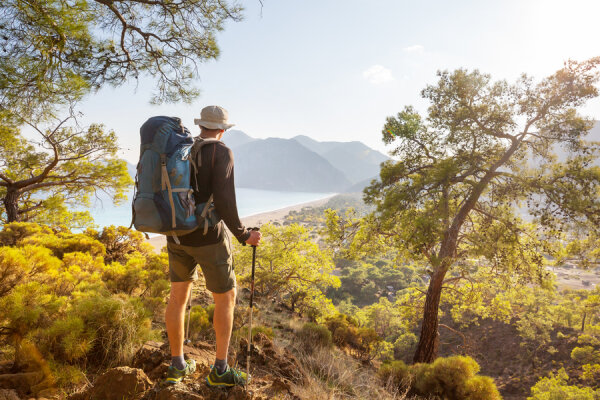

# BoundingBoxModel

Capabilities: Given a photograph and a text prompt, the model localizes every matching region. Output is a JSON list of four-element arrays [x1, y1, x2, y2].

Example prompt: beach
[[146, 195, 335, 252]]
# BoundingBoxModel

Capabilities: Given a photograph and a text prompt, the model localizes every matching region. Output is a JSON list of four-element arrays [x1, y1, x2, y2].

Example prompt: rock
[[226, 386, 250, 400], [0, 389, 20, 400], [36, 387, 61, 399], [0, 363, 12, 375], [132, 342, 167, 373], [0, 371, 44, 395], [147, 362, 170, 381], [153, 385, 205, 400], [70, 367, 152, 400], [182, 345, 214, 369], [238, 338, 305, 385], [270, 377, 291, 392]]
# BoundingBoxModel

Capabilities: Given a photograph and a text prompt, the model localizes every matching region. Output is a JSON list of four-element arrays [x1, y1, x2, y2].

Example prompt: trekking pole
[[246, 227, 259, 388], [184, 283, 193, 345]]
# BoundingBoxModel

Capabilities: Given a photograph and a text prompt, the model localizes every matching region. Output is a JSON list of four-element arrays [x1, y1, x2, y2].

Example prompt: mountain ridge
[[223, 131, 389, 192]]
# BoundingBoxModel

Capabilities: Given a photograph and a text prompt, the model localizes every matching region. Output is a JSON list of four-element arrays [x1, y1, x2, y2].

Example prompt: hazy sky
[[78, 0, 600, 163]]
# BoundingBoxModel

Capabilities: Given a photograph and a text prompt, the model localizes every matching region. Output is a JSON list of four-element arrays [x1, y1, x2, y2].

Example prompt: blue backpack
[[132, 116, 220, 242]]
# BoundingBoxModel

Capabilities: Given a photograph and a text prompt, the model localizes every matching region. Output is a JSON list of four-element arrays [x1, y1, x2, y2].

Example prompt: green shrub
[[298, 322, 333, 350], [528, 368, 599, 399], [43, 316, 93, 362], [72, 293, 155, 366], [461, 375, 502, 400], [21, 231, 105, 259], [571, 346, 600, 364], [324, 313, 382, 361], [380, 356, 500, 400], [186, 305, 212, 340], [378, 360, 411, 388], [239, 325, 274, 341], [394, 332, 418, 360], [0, 282, 63, 366], [422, 356, 480, 397], [582, 363, 600, 383], [0, 245, 60, 296], [88, 225, 152, 264], [0, 222, 53, 246], [206, 303, 216, 322]]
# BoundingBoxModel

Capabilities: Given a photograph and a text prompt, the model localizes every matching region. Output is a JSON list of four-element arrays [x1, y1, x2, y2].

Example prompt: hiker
[[164, 105, 262, 386]]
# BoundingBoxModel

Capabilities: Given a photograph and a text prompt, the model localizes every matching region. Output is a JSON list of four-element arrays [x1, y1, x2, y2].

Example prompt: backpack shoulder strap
[[190, 137, 220, 195], [190, 137, 220, 170]]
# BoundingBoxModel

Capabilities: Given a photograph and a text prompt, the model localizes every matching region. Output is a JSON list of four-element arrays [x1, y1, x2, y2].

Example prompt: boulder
[[0, 371, 44, 395], [226, 386, 251, 400], [132, 342, 166, 374], [0, 389, 19, 400], [36, 387, 61, 399], [182, 345, 214, 369], [70, 367, 152, 400], [155, 384, 205, 400], [238, 336, 305, 385]]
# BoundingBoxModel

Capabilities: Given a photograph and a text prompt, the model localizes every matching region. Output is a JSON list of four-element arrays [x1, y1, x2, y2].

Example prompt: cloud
[[362, 65, 395, 85], [403, 44, 425, 53]]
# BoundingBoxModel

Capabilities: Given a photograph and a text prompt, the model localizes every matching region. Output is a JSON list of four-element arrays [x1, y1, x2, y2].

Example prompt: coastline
[[146, 194, 335, 252]]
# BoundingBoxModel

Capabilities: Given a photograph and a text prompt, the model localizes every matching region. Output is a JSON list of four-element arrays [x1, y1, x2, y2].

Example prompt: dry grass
[[286, 319, 426, 400]]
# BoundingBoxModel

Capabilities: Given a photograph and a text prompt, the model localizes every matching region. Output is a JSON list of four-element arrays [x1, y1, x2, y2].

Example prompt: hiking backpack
[[131, 116, 221, 241]]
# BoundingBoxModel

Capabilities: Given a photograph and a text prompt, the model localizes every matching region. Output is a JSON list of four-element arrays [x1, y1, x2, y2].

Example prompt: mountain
[[293, 135, 389, 184], [588, 120, 600, 141], [222, 129, 256, 148], [532, 120, 600, 165], [345, 176, 378, 193], [231, 137, 351, 192]]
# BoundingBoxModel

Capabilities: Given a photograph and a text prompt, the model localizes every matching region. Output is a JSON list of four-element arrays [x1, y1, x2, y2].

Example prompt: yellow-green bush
[[325, 313, 382, 360], [21, 231, 106, 259], [0, 222, 162, 384], [0, 222, 53, 246], [73, 293, 155, 366], [298, 322, 333, 350], [378, 360, 411, 388], [186, 305, 212, 340], [582, 363, 600, 383], [0, 245, 60, 296], [393, 332, 418, 360], [87, 225, 152, 264], [379, 356, 501, 400], [239, 325, 275, 341], [571, 346, 600, 364], [528, 368, 599, 399]]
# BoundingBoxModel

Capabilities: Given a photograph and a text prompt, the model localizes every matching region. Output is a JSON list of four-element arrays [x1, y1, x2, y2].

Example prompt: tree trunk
[[581, 311, 586, 332], [3, 189, 19, 222], [413, 268, 446, 363]]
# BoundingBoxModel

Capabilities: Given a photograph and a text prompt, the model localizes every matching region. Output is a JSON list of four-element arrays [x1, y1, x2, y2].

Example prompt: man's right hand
[[246, 230, 262, 246]]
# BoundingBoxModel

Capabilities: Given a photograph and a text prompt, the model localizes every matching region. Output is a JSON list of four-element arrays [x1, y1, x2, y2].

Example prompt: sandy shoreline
[[147, 195, 335, 251]]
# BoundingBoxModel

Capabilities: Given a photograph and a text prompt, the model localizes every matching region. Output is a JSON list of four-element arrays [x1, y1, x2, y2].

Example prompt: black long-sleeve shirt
[[167, 139, 250, 246]]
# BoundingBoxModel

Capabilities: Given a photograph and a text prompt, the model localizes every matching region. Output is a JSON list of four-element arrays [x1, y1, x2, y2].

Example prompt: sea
[[87, 188, 333, 230]]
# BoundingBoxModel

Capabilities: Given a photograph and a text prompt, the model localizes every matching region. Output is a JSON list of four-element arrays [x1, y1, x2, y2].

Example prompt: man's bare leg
[[165, 281, 192, 359], [212, 288, 236, 362]]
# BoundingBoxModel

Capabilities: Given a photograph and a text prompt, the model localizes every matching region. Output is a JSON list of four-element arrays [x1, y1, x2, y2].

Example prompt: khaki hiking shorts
[[166, 237, 236, 293]]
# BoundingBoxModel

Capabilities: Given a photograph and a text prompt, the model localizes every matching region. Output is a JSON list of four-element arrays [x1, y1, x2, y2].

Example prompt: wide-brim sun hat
[[194, 105, 235, 130]]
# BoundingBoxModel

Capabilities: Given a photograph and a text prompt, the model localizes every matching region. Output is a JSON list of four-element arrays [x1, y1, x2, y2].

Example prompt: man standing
[[164, 105, 261, 387]]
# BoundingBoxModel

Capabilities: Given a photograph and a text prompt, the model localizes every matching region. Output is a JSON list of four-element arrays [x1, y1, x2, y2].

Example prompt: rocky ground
[[0, 333, 306, 400]]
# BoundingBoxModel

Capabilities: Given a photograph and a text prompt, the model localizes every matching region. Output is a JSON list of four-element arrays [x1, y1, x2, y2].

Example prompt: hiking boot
[[165, 359, 196, 384], [206, 365, 250, 387]]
